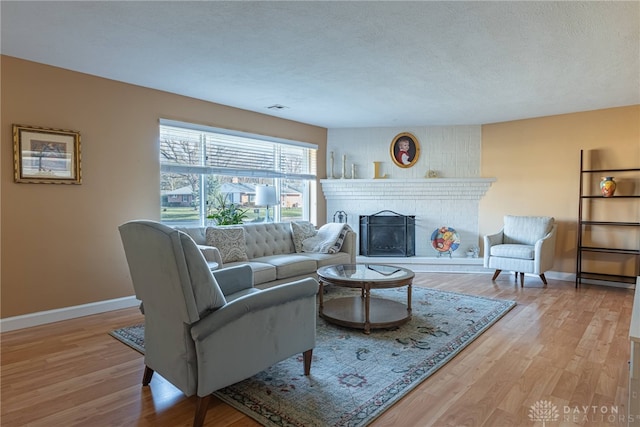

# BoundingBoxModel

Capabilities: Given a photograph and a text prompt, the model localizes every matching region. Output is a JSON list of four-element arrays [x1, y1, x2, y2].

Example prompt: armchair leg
[[142, 366, 154, 386], [193, 395, 212, 427], [540, 274, 548, 286], [303, 349, 313, 375], [492, 270, 502, 281], [520, 272, 524, 287]]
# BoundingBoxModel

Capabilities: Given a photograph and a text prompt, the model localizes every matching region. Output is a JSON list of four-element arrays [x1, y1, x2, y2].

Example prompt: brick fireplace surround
[[320, 177, 495, 272]]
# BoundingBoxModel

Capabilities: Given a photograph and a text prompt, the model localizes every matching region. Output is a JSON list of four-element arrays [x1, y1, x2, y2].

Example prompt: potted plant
[[207, 193, 248, 225]]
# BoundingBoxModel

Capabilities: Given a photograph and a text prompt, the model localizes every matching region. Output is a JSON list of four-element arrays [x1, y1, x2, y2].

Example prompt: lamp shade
[[255, 185, 277, 206]]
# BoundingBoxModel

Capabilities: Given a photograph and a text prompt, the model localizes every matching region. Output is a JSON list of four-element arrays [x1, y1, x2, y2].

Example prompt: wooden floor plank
[[1, 273, 634, 426]]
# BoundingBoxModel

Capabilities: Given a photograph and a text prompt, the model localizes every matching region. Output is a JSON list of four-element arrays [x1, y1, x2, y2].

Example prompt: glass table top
[[317, 264, 414, 282]]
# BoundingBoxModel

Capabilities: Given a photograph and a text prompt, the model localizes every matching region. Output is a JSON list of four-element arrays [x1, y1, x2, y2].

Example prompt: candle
[[329, 151, 334, 179], [342, 154, 346, 179], [351, 164, 356, 179]]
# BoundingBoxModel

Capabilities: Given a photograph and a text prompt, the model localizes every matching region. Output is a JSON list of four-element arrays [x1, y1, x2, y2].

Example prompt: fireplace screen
[[359, 210, 415, 257]]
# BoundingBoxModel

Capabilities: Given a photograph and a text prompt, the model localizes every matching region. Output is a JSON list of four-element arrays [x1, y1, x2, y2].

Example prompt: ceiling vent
[[267, 104, 289, 110]]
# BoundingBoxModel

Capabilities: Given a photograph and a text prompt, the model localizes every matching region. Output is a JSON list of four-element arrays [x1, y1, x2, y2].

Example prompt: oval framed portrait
[[390, 132, 420, 168]]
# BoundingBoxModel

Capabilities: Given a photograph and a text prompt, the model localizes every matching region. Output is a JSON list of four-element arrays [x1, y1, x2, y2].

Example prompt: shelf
[[579, 246, 640, 255], [319, 178, 495, 201], [582, 168, 640, 173], [576, 150, 640, 288], [578, 271, 638, 285], [580, 221, 640, 226], [581, 195, 640, 199]]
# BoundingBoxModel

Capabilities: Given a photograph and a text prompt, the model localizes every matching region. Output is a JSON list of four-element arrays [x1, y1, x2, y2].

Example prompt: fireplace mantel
[[320, 178, 496, 200], [321, 177, 495, 266]]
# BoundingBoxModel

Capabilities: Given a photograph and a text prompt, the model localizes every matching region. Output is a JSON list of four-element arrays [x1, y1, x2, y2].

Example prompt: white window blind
[[159, 121, 317, 180]]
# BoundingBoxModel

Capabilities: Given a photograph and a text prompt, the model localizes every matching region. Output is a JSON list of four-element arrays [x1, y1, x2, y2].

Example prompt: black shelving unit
[[576, 150, 640, 287]]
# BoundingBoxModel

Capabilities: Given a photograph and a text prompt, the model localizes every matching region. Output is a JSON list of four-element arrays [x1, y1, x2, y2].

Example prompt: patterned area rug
[[110, 286, 515, 426]]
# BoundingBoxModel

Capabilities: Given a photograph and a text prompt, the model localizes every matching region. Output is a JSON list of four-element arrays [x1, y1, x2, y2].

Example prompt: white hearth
[[321, 178, 496, 271]]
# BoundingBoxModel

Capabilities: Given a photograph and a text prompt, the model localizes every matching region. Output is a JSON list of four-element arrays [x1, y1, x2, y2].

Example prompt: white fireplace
[[320, 177, 495, 272], [324, 125, 493, 271]]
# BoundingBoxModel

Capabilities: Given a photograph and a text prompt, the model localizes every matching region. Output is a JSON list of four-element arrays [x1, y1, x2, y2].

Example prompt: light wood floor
[[1, 273, 635, 427]]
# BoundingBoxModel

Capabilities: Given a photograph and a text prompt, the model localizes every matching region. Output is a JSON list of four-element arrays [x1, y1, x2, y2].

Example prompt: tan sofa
[[175, 222, 356, 289]]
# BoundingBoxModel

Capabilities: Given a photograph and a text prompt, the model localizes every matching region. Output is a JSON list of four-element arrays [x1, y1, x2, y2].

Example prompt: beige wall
[[480, 106, 640, 275], [1, 56, 327, 318], [2, 55, 638, 319]]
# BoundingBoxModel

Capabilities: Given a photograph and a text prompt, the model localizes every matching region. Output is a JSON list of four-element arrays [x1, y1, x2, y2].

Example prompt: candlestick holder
[[328, 152, 335, 179], [341, 155, 347, 179]]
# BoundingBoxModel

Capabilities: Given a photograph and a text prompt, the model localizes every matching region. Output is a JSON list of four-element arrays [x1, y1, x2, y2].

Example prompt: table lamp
[[255, 184, 277, 222]]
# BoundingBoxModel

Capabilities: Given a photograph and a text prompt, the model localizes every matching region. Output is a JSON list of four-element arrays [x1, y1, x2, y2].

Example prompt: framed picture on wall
[[390, 132, 420, 168], [13, 124, 82, 184]]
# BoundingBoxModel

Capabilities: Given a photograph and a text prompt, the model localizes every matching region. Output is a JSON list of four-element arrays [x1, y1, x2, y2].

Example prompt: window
[[159, 120, 317, 226]]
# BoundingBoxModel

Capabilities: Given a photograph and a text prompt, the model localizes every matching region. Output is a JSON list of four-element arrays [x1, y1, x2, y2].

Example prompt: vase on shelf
[[600, 176, 616, 197]]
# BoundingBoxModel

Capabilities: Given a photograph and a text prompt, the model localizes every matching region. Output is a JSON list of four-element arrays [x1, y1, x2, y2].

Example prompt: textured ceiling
[[1, 1, 639, 128]]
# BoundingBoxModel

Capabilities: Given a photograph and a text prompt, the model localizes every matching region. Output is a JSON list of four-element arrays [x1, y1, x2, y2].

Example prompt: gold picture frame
[[390, 132, 420, 168], [13, 124, 82, 184]]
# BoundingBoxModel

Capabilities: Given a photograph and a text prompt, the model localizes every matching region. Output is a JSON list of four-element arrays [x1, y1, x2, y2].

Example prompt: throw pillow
[[205, 227, 249, 263], [290, 221, 317, 253]]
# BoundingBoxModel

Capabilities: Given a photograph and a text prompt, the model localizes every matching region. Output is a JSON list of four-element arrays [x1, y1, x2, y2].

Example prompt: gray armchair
[[118, 220, 319, 427], [483, 215, 557, 287]]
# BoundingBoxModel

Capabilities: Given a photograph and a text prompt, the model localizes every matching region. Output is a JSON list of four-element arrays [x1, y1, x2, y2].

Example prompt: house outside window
[[159, 120, 317, 226]]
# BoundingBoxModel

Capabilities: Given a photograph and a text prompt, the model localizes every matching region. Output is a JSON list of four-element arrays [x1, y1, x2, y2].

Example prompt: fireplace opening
[[359, 210, 415, 257]]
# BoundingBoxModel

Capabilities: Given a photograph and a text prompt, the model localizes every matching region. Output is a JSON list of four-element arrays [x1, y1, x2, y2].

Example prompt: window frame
[[159, 119, 317, 227]]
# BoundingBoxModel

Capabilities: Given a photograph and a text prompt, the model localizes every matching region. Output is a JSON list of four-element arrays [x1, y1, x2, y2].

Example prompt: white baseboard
[[356, 256, 488, 273], [576, 277, 637, 289], [545, 271, 574, 282], [0, 296, 140, 333], [355, 256, 578, 280], [551, 271, 636, 289], [355, 258, 634, 288]]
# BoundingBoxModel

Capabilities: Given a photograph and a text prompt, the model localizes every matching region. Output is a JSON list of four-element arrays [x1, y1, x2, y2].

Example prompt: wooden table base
[[317, 264, 414, 334], [319, 293, 412, 334]]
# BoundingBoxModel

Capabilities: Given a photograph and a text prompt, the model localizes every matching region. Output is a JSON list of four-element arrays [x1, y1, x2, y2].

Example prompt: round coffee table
[[317, 264, 414, 334]]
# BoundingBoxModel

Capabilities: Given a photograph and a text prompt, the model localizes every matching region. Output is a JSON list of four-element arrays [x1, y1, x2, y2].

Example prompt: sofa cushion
[[298, 251, 352, 267], [253, 254, 317, 279], [222, 260, 277, 285], [241, 222, 295, 258], [206, 227, 249, 263], [290, 221, 318, 253], [490, 244, 535, 260]]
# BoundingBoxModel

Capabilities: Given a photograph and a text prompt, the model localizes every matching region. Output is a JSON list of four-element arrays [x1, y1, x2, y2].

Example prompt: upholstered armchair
[[483, 215, 557, 287], [118, 220, 319, 427]]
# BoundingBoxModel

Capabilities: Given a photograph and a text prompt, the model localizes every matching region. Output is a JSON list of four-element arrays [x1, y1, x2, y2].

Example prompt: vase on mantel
[[600, 176, 617, 197]]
